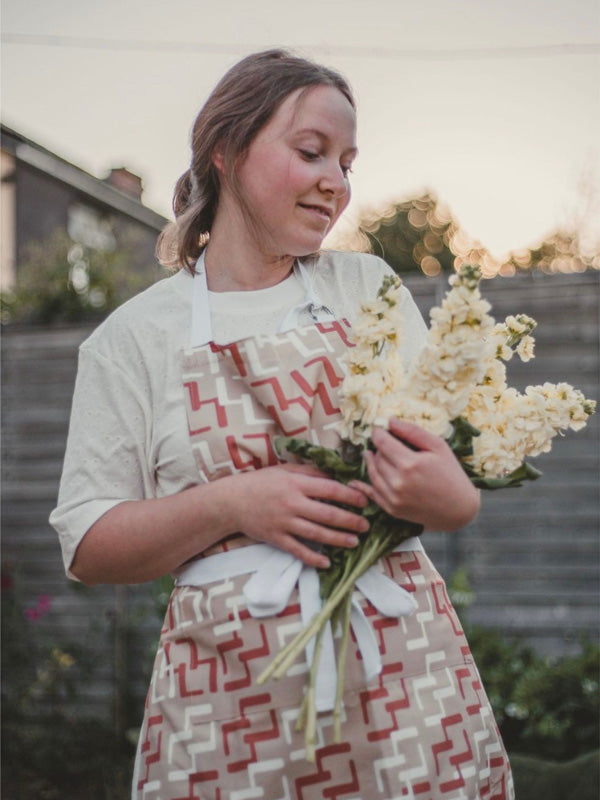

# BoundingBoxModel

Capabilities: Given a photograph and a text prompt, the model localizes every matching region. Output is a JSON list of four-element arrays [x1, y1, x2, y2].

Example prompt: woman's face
[[222, 84, 358, 259]]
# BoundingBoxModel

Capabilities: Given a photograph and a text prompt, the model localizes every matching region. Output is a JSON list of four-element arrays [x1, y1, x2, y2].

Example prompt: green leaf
[[447, 416, 480, 459], [468, 461, 543, 490], [274, 437, 360, 481]]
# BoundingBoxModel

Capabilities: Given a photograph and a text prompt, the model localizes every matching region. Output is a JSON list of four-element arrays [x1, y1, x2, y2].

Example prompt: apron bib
[[181, 254, 354, 488]]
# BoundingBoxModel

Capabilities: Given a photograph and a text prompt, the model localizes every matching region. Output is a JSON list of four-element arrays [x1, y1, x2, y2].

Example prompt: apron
[[133, 254, 514, 800]]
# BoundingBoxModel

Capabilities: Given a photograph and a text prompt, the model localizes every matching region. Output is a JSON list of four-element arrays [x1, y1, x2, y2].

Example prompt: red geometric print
[[134, 552, 514, 799], [295, 743, 358, 799], [181, 322, 353, 484], [226, 434, 278, 471], [136, 713, 163, 790], [223, 623, 270, 692], [210, 341, 248, 377], [168, 637, 218, 696], [315, 318, 355, 348]]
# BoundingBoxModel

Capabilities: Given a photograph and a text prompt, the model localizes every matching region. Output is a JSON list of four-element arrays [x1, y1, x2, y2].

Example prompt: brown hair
[[156, 49, 355, 272]]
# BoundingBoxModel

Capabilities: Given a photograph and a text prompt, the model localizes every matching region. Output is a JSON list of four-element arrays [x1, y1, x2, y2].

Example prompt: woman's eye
[[299, 150, 320, 161], [341, 164, 354, 178]]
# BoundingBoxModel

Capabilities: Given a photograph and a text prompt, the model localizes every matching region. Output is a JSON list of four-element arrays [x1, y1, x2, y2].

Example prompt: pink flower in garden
[[24, 594, 52, 621]]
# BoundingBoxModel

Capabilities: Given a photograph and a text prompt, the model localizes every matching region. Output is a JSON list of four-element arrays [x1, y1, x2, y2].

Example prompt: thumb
[[387, 416, 444, 452]]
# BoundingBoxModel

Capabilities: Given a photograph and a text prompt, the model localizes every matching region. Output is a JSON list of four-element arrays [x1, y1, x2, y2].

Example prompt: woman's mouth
[[298, 203, 333, 223]]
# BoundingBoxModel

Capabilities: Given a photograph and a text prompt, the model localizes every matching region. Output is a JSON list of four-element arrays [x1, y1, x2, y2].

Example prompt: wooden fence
[[2, 268, 598, 724]]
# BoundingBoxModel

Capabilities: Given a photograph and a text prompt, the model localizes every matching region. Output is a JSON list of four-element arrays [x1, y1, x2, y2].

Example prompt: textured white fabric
[[191, 253, 335, 347], [49, 250, 428, 577]]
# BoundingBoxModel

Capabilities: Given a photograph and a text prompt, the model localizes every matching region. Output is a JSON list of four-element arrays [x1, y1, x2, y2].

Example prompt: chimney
[[105, 167, 143, 201]]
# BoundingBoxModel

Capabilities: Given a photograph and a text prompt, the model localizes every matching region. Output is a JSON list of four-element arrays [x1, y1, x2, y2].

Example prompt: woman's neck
[[204, 247, 294, 292], [205, 207, 294, 292]]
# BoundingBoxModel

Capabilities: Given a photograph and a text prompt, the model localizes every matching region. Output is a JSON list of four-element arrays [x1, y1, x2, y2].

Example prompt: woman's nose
[[319, 162, 349, 197]]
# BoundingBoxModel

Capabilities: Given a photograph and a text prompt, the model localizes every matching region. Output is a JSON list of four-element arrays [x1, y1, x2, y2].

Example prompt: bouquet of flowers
[[256, 264, 595, 759]]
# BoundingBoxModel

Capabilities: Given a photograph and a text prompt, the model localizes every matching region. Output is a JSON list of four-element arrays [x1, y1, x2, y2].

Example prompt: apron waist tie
[[175, 538, 422, 711]]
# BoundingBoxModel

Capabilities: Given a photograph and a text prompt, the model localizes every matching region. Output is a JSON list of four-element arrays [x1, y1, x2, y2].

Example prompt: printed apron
[[133, 254, 514, 800]]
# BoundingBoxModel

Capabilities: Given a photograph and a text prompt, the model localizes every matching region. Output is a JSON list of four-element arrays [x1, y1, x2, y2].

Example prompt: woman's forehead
[[263, 85, 357, 147]]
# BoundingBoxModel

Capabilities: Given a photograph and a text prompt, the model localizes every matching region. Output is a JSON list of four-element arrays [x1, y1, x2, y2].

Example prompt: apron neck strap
[[190, 253, 211, 349], [190, 252, 334, 348]]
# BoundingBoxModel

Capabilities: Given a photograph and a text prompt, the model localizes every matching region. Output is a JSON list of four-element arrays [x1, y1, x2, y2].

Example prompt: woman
[[50, 49, 513, 799]]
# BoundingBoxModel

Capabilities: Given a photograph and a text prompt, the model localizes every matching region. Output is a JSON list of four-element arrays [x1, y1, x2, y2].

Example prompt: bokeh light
[[349, 191, 599, 278]]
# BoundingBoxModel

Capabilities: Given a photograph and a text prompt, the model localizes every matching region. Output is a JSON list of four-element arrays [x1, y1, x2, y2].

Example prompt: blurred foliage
[[0, 558, 178, 799], [358, 192, 456, 276], [1, 562, 135, 799], [502, 229, 599, 275], [354, 191, 600, 278], [448, 568, 600, 763], [509, 751, 600, 800], [1, 227, 159, 325], [152, 573, 175, 622]]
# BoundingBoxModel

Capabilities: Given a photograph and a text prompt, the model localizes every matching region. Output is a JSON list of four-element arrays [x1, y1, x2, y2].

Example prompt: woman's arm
[[71, 463, 370, 586], [350, 417, 481, 532]]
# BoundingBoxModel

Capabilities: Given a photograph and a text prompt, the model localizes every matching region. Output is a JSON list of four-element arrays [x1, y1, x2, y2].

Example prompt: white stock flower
[[506, 314, 536, 337], [484, 359, 508, 390], [351, 314, 399, 346], [469, 428, 524, 476], [505, 315, 528, 334], [337, 264, 594, 469], [516, 335, 535, 361], [374, 393, 453, 438], [466, 378, 596, 477]]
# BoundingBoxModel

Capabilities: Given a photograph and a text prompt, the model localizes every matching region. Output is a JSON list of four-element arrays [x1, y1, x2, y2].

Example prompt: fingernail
[[346, 535, 359, 547], [319, 556, 331, 568]]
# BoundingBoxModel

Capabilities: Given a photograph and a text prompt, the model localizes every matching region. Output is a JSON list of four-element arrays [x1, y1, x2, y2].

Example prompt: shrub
[[0, 563, 135, 799], [449, 568, 600, 761], [1, 228, 159, 324]]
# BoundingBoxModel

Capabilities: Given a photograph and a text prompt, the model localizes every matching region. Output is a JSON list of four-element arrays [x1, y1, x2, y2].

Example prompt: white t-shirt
[[49, 250, 428, 576]]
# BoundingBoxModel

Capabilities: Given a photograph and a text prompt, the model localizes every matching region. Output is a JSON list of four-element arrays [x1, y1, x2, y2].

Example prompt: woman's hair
[[156, 49, 355, 272]]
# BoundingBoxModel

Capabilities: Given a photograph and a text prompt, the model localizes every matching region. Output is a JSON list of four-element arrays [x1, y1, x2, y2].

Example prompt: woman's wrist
[[447, 484, 481, 531]]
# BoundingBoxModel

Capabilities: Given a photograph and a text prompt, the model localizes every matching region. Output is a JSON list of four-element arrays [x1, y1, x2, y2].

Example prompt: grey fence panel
[[404, 269, 599, 654], [2, 270, 598, 726]]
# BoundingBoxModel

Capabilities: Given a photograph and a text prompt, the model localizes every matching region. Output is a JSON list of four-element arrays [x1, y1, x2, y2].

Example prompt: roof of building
[[1, 123, 169, 232]]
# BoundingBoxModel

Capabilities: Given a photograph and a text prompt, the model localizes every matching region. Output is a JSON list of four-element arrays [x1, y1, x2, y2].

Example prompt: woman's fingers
[[292, 515, 362, 549], [299, 474, 368, 509], [277, 533, 332, 569], [304, 496, 369, 532], [232, 464, 371, 566], [387, 416, 445, 452], [349, 418, 481, 530], [357, 450, 405, 517]]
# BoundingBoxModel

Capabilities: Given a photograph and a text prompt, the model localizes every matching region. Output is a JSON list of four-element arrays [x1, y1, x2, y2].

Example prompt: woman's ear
[[212, 146, 225, 174]]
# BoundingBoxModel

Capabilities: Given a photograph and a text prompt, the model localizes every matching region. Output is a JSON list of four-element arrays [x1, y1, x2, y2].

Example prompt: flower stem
[[301, 623, 327, 762], [333, 591, 352, 743], [257, 534, 387, 685]]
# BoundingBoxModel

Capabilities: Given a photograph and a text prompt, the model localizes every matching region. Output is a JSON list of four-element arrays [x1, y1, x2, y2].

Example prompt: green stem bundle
[[256, 523, 419, 757]]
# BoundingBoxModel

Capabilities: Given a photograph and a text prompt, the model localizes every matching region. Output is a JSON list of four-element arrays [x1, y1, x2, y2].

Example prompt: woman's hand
[[229, 463, 370, 568], [350, 417, 480, 532]]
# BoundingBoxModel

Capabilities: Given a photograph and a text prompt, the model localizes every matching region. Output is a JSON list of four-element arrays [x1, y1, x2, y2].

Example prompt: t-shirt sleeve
[[49, 344, 155, 578]]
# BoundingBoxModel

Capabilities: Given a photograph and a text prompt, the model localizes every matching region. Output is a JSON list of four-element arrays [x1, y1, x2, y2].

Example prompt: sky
[[1, 0, 599, 258]]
